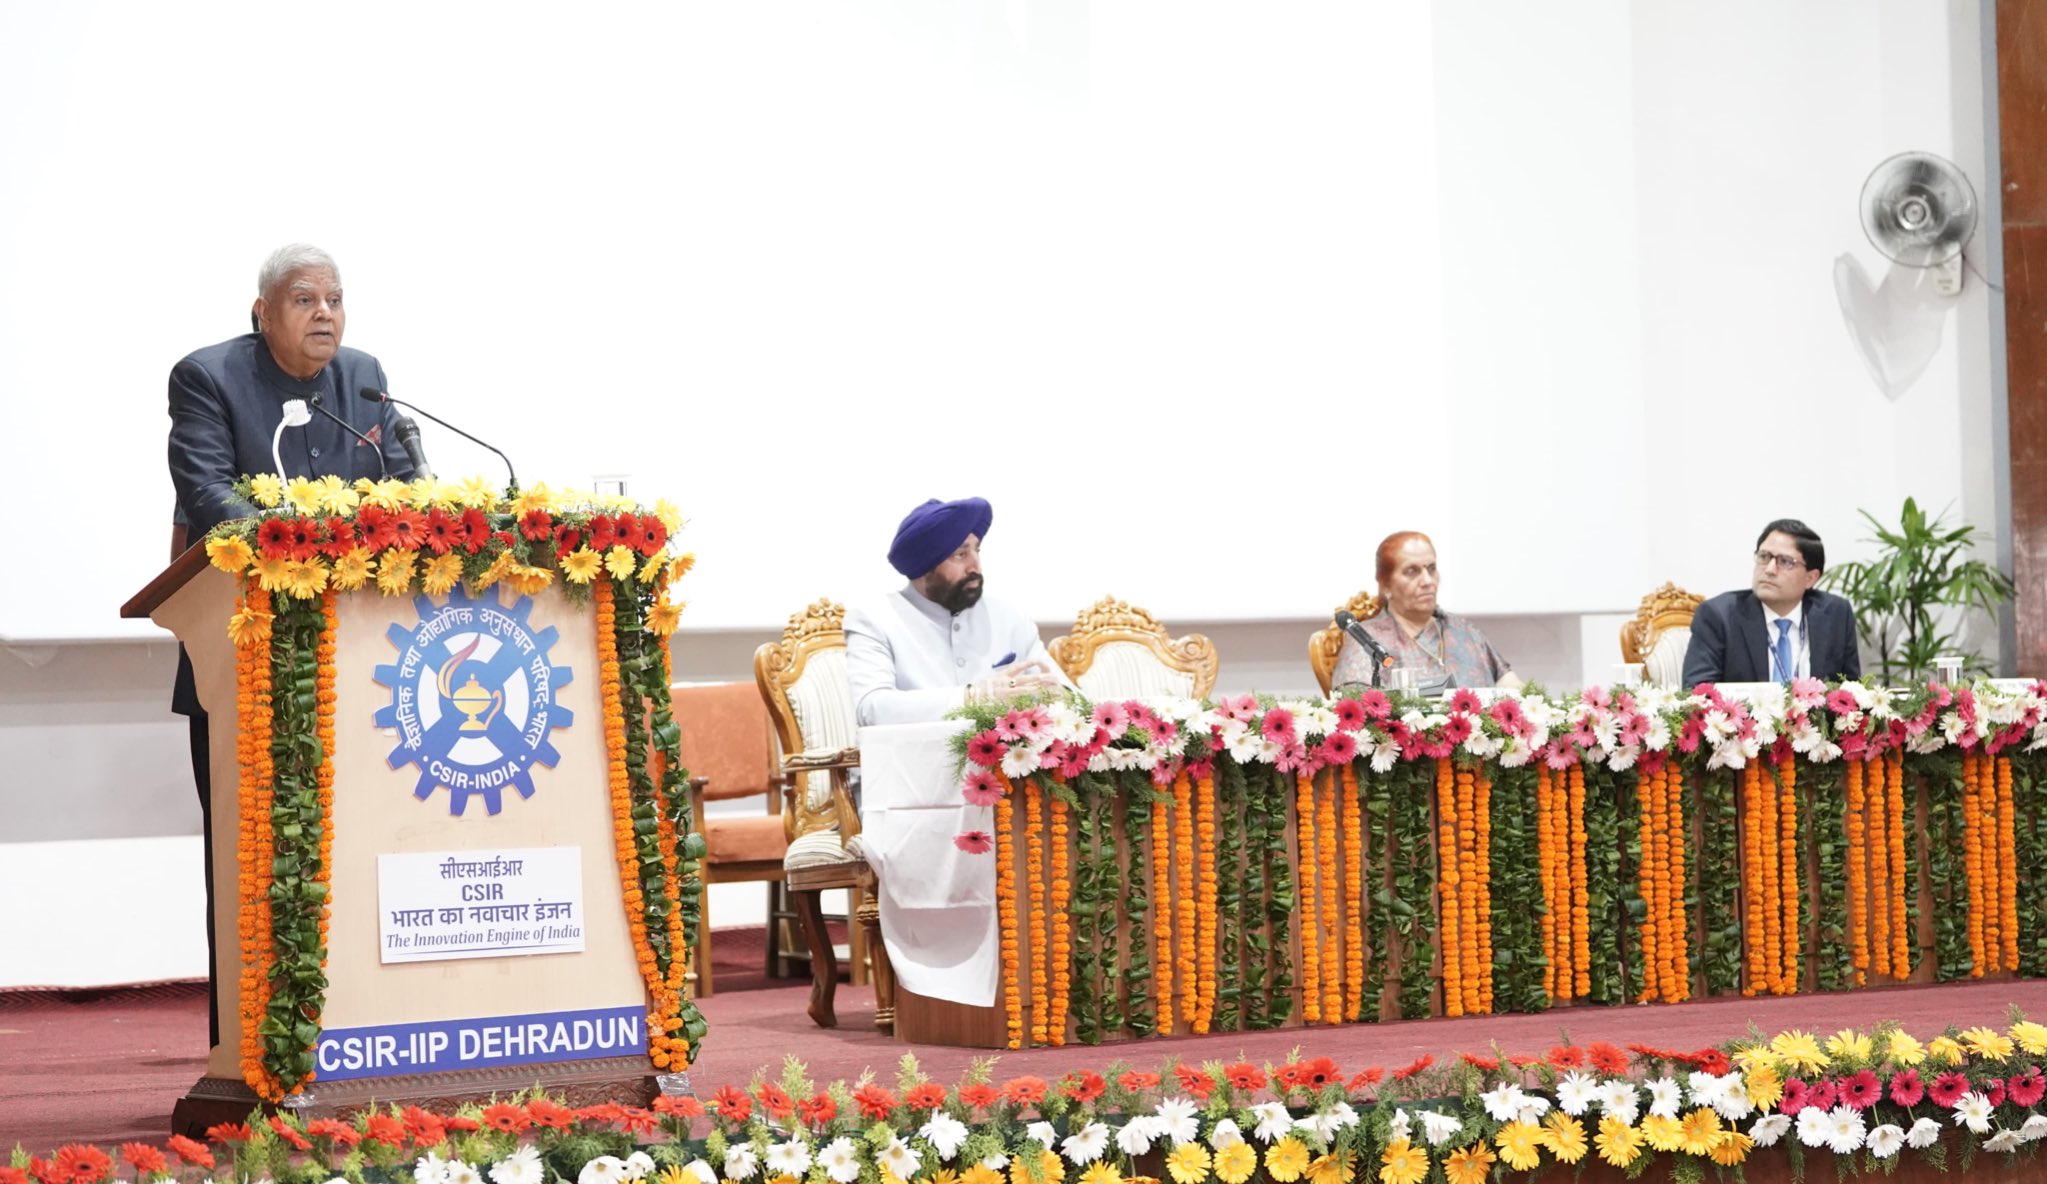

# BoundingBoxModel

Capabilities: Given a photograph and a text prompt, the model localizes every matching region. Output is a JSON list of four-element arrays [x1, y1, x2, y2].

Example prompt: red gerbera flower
[[257, 518, 294, 558], [1461, 1052, 1501, 1072], [164, 1136, 213, 1170], [1985, 1080, 2007, 1108], [1318, 731, 1358, 765], [1691, 1048, 1732, 1075], [387, 509, 428, 551], [117, 1145, 166, 1177], [285, 517, 318, 560], [481, 1102, 531, 1133], [1587, 1043, 1630, 1075], [1839, 1069, 1881, 1110], [1, 1166, 30, 1184], [797, 1092, 836, 1125], [2010, 1067, 2046, 1108], [999, 1076, 1047, 1107], [854, 1082, 900, 1119], [1392, 1054, 1434, 1081], [958, 1083, 999, 1112], [444, 1115, 481, 1134], [306, 1118, 361, 1145], [51, 1146, 111, 1184], [639, 516, 669, 555], [1224, 1063, 1267, 1092], [617, 1108, 661, 1136], [1117, 1070, 1161, 1093], [361, 1114, 406, 1144], [354, 505, 396, 550], [588, 514, 619, 553], [423, 508, 460, 554], [1508, 1054, 1540, 1069], [905, 1082, 949, 1111], [1061, 1071, 1106, 1104], [1349, 1067, 1385, 1092], [1928, 1071, 1969, 1108], [321, 516, 357, 557], [460, 508, 490, 553], [494, 529, 518, 549], [579, 1103, 628, 1126], [519, 509, 553, 541], [266, 1117, 312, 1152], [1887, 1069, 1924, 1107], [21, 1159, 51, 1184], [710, 1084, 753, 1122], [758, 1083, 797, 1119], [1805, 1080, 1838, 1111], [526, 1098, 578, 1130], [1547, 1045, 1585, 1070], [1297, 1057, 1341, 1089], [399, 1106, 444, 1146], [618, 514, 649, 554], [1175, 1063, 1217, 1100], [654, 1094, 707, 1120], [554, 525, 583, 558], [1331, 698, 1368, 731]]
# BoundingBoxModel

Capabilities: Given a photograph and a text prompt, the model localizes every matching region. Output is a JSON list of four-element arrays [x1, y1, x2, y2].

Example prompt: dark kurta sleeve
[[167, 357, 257, 538]]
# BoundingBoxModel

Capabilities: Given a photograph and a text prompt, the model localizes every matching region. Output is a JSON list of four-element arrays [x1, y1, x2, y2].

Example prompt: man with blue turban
[[845, 497, 1067, 726]]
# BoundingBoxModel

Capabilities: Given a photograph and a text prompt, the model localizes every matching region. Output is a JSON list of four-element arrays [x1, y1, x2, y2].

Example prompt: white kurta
[[843, 584, 1056, 726]]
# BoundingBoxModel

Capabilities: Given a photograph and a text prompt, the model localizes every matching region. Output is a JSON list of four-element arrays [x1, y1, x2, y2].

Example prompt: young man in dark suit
[[1681, 519, 1861, 687]]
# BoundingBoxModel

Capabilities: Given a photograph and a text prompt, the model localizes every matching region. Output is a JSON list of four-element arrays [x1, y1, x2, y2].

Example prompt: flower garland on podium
[[202, 474, 704, 1098]]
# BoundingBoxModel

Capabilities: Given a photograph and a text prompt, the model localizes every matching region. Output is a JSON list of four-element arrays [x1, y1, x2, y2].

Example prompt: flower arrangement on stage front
[[201, 476, 704, 1099], [948, 680, 2047, 1048], [13, 1016, 2047, 1184]]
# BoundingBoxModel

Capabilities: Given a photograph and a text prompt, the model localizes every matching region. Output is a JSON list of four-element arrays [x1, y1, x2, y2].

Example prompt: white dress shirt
[[844, 584, 1058, 726], [1761, 601, 1809, 680]]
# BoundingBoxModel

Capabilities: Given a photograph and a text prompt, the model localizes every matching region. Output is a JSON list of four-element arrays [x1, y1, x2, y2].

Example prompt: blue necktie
[[1773, 619, 1795, 682]]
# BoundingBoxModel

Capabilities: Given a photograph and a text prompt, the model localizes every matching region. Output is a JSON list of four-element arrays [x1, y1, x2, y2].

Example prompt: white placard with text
[[377, 848, 585, 964]]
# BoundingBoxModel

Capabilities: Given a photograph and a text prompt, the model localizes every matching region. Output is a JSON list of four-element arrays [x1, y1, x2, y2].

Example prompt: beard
[[935, 573, 985, 615]]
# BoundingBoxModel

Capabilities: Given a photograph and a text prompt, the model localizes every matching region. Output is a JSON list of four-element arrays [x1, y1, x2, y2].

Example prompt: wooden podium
[[126, 545, 689, 1134]]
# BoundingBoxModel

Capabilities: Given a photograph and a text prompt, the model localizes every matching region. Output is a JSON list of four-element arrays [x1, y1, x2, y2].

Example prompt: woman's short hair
[[1375, 530, 1434, 586]]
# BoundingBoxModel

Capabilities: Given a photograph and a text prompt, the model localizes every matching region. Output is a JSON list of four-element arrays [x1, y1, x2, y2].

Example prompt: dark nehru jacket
[[167, 333, 417, 714]]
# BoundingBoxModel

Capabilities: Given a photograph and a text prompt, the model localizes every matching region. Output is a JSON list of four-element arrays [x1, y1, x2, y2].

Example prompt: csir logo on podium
[[374, 586, 574, 816]]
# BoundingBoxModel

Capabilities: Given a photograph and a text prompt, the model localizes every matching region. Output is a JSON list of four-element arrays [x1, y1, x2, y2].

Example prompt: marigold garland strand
[[1998, 753, 2019, 973], [1151, 793, 1174, 1035], [1963, 751, 1985, 976], [1637, 764, 1662, 1004], [1664, 761, 1688, 1003], [1888, 753, 1911, 975], [1568, 763, 1591, 1000], [1434, 758, 1461, 1017], [1047, 791, 1071, 1045], [1538, 766, 1561, 1000], [1846, 756, 1870, 986], [1865, 757, 1891, 983], [1173, 772, 1197, 1028], [995, 786, 1022, 1049], [1342, 764, 1366, 1021], [595, 581, 666, 1062], [1024, 778, 1049, 1045], [1317, 766, 1342, 1023], [1775, 757, 1800, 994], [1194, 772, 1218, 1033], [1298, 771, 1323, 1022], [1474, 764, 1494, 1012], [650, 635, 692, 1067], [234, 579, 276, 1099], [1454, 761, 1482, 1015]]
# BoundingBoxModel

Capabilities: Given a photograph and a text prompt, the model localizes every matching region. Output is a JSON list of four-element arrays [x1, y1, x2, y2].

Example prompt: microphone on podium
[[360, 386, 517, 493], [308, 392, 389, 480], [392, 416, 433, 481], [1334, 609, 1394, 684]]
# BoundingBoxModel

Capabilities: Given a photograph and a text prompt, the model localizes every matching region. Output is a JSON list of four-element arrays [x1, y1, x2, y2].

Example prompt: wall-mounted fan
[[1834, 151, 1979, 401]]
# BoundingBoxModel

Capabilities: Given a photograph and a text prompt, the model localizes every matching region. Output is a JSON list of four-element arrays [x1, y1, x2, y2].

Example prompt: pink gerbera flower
[[1261, 706, 1296, 744], [1827, 688, 1861, 715], [1928, 1071, 1969, 1109], [1332, 698, 1368, 731], [1220, 694, 1260, 723], [1093, 701, 1129, 739], [1318, 731, 1359, 765], [1569, 716, 1601, 748], [1357, 689, 1392, 721], [1448, 688, 1482, 714], [1779, 1078, 1809, 1116], [953, 831, 993, 854], [1442, 714, 1473, 745], [994, 710, 1027, 741], [961, 769, 1006, 806], [1582, 686, 1611, 712], [1887, 1069, 1923, 1107], [966, 732, 1007, 768], [2009, 1068, 2045, 1108], [1488, 697, 1525, 729], [1985, 1079, 2007, 1108], [1839, 1069, 1881, 1110], [1805, 1080, 1838, 1111]]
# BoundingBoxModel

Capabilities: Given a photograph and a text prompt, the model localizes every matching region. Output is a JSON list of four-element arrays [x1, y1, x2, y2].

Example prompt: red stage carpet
[[5, 937, 2046, 1155]]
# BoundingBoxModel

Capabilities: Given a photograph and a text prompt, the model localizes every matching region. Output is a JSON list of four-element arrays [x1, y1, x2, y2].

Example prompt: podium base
[[171, 1056, 670, 1137]]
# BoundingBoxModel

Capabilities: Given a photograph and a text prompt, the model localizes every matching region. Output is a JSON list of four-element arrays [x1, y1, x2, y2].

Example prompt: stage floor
[[5, 958, 2045, 1153]]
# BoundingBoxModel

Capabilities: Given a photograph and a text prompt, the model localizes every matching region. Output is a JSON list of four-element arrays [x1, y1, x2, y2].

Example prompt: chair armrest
[[780, 747, 861, 775]]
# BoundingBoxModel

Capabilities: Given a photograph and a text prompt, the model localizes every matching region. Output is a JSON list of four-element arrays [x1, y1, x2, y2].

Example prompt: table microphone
[[392, 416, 433, 481], [1334, 609, 1393, 683], [307, 392, 388, 479], [360, 387, 517, 493]]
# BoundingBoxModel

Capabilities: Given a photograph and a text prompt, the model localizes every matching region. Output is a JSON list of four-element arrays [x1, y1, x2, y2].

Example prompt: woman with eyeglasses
[[1330, 531, 1520, 697]]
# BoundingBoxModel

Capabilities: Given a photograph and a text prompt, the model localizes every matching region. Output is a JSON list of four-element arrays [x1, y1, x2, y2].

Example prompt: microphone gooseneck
[[308, 392, 389, 480], [360, 387, 517, 494]]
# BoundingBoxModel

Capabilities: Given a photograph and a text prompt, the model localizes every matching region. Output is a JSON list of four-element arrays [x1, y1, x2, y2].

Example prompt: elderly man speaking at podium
[[844, 496, 1067, 727]]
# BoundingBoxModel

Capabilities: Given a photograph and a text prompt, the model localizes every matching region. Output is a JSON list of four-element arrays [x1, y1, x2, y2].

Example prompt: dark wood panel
[[2001, 0, 2047, 224], [2002, 1, 2047, 676]]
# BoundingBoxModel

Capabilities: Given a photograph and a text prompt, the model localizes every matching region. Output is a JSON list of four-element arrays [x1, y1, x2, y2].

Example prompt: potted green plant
[[1821, 497, 2014, 682]]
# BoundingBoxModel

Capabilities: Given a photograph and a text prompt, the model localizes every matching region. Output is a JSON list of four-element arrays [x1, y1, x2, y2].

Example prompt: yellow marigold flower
[[960, 1167, 1002, 1184], [1166, 1142, 1210, 1184], [2010, 1020, 2047, 1057], [361, 478, 411, 511], [457, 475, 499, 509], [1078, 1165, 1122, 1184], [1676, 1108, 1723, 1156], [1305, 1151, 1351, 1184], [1884, 1030, 1927, 1067], [1826, 1028, 1874, 1064], [1769, 1030, 1830, 1076], [1928, 1035, 1966, 1065], [654, 498, 685, 533], [647, 601, 683, 638], [227, 600, 273, 649], [1743, 1062, 1783, 1110], [1442, 1144, 1494, 1184], [422, 553, 464, 596], [285, 476, 322, 515], [561, 547, 604, 585], [1494, 1121, 1543, 1173], [1376, 1140, 1425, 1184], [248, 472, 284, 508], [314, 474, 359, 515], [206, 535, 254, 573], [377, 551, 418, 596], [1009, 1149, 1062, 1184], [1638, 1114, 1683, 1153], [1960, 1026, 2015, 1060], [252, 554, 293, 593], [1708, 1130, 1753, 1167], [1540, 1113, 1588, 1165], [604, 544, 640, 580], [1264, 1137, 1310, 1183], [331, 547, 375, 591], [667, 552, 698, 585], [1592, 1116, 1644, 1169], [1212, 1142, 1254, 1184]]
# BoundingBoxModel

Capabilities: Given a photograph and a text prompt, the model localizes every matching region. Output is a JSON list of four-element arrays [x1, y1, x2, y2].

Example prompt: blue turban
[[888, 497, 992, 578]]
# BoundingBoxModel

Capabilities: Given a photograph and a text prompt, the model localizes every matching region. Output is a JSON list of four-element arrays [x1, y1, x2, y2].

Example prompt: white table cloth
[[858, 719, 999, 1006]]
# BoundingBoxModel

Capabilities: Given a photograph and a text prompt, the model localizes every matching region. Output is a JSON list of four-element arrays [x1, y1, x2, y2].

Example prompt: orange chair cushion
[[672, 682, 778, 802], [703, 813, 790, 866]]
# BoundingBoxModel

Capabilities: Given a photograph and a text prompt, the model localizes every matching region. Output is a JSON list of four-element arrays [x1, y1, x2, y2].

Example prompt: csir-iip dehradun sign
[[314, 1006, 646, 1082]]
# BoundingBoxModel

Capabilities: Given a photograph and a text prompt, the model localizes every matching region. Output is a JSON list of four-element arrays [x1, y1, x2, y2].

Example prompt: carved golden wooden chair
[[1048, 597, 1218, 700], [753, 598, 894, 1032], [1308, 589, 1382, 696], [1619, 582, 1706, 687]]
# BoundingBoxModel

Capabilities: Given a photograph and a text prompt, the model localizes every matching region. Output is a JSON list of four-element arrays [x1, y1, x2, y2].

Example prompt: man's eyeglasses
[[1754, 551, 1806, 572]]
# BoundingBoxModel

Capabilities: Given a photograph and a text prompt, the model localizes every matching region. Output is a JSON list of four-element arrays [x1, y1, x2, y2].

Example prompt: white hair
[[257, 243, 340, 297]]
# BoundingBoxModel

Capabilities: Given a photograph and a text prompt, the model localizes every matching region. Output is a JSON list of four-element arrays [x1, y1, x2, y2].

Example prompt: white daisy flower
[[1061, 1122, 1111, 1165], [1155, 1097, 1200, 1146], [1555, 1071, 1600, 1117], [1906, 1117, 1943, 1149], [489, 1147, 543, 1184], [879, 1138, 921, 1181], [1954, 1091, 1994, 1134], [1417, 1111, 1463, 1148], [1749, 1113, 1791, 1147], [1000, 745, 1041, 779], [1598, 1080, 1641, 1125], [765, 1141, 812, 1177], [2020, 1115, 2047, 1143], [722, 1146, 759, 1183], [1796, 1106, 1832, 1148], [623, 1153, 655, 1182], [1513, 1095, 1552, 1125], [817, 1138, 861, 1184], [1985, 1129, 2022, 1154], [1866, 1124, 1905, 1159], [1206, 1119, 1244, 1149], [1480, 1082, 1529, 1123], [1327, 1103, 1358, 1131], [1824, 1106, 1866, 1155], [980, 1155, 1009, 1171], [1116, 1116, 1160, 1156], [1026, 1123, 1058, 1149], [680, 1161, 717, 1184], [1250, 1102, 1293, 1145], [416, 1153, 452, 1184], [578, 1157, 628, 1184], [921, 1113, 970, 1162], [1712, 1077, 1754, 1122], [1645, 1076, 1682, 1118]]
